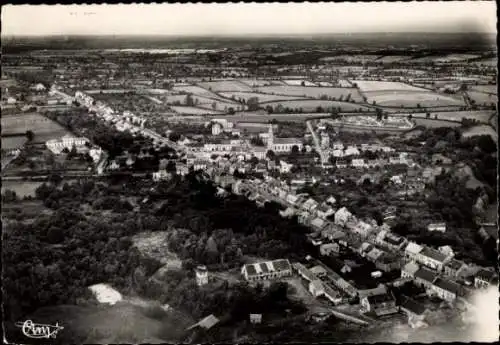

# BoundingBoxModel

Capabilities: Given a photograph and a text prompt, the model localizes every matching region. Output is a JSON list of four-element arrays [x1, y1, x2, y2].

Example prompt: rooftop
[[400, 297, 427, 316], [420, 247, 448, 263], [433, 277, 461, 294], [414, 267, 438, 284]]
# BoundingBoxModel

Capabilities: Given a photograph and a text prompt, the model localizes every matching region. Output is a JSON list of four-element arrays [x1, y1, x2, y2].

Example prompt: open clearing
[[256, 85, 364, 101], [197, 80, 253, 92], [170, 106, 224, 115], [263, 99, 371, 112], [367, 92, 465, 108], [1, 113, 71, 143], [218, 91, 310, 103], [352, 80, 431, 93]]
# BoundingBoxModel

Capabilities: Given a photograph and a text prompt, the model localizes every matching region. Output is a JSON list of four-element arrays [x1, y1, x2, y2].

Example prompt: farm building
[[241, 259, 292, 282]]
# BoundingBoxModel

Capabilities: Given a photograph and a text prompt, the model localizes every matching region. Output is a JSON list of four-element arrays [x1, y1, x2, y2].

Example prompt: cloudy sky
[[2, 2, 496, 36]]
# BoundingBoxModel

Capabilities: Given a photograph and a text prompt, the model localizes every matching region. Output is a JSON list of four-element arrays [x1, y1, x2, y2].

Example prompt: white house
[[46, 135, 89, 154], [351, 158, 366, 168], [427, 223, 446, 233], [344, 146, 360, 156], [401, 261, 420, 279], [241, 259, 292, 282], [334, 207, 353, 226], [309, 279, 325, 297]]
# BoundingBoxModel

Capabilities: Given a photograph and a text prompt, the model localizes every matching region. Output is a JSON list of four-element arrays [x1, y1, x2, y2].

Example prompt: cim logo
[[15, 320, 64, 339]]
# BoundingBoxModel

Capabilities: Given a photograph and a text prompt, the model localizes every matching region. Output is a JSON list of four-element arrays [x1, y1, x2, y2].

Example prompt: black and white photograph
[[1, 2, 498, 343]]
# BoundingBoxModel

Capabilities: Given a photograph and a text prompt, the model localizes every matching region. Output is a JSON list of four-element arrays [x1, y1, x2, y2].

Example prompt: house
[[375, 254, 402, 272], [302, 198, 320, 213], [320, 243, 340, 256], [332, 141, 344, 150], [344, 145, 360, 156], [279, 160, 293, 173], [443, 259, 467, 278], [414, 267, 438, 289], [293, 262, 316, 282], [376, 230, 407, 251], [152, 169, 172, 181], [360, 292, 398, 316], [249, 314, 262, 324], [430, 277, 461, 302], [334, 207, 353, 226], [186, 314, 220, 331], [351, 220, 373, 237], [416, 246, 450, 271], [46, 134, 90, 154], [331, 149, 344, 158], [400, 297, 428, 322], [438, 245, 454, 259], [326, 196, 336, 205], [309, 311, 332, 323], [315, 204, 335, 219], [427, 223, 446, 233], [241, 259, 292, 282], [311, 217, 327, 231], [404, 242, 423, 261], [309, 279, 325, 297], [310, 265, 328, 278], [351, 158, 366, 168], [474, 268, 498, 289], [366, 247, 385, 263], [401, 261, 420, 279], [358, 284, 388, 299], [321, 227, 346, 242], [335, 159, 349, 168], [286, 193, 299, 206]]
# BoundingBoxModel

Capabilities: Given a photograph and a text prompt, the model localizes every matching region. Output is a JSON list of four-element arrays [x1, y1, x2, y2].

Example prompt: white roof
[[405, 242, 423, 255], [403, 261, 420, 275]]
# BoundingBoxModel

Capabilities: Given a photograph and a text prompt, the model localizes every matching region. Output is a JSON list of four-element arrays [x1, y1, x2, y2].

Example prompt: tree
[[185, 94, 194, 106], [291, 145, 299, 155], [67, 144, 78, 160], [247, 97, 260, 111], [426, 112, 431, 119], [25, 130, 34, 141], [211, 102, 217, 110], [266, 150, 276, 160], [375, 108, 383, 121], [228, 107, 235, 115]]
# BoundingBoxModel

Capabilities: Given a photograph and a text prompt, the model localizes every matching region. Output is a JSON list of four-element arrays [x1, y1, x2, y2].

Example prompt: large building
[[267, 124, 303, 153], [241, 259, 292, 281], [46, 134, 89, 154]]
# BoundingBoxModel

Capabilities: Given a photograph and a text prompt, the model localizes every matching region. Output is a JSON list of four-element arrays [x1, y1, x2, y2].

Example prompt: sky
[[1, 2, 497, 37]]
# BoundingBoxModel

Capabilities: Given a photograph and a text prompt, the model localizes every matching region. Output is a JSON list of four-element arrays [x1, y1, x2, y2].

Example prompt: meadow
[[1, 136, 28, 150], [462, 125, 498, 142], [238, 79, 284, 87], [366, 91, 465, 108], [469, 85, 497, 95], [169, 106, 223, 115], [1, 180, 45, 197], [1, 113, 71, 143], [262, 99, 371, 112], [172, 84, 233, 102], [197, 80, 253, 92], [467, 91, 498, 106], [218, 91, 309, 103], [283, 80, 317, 86], [352, 80, 430, 93]]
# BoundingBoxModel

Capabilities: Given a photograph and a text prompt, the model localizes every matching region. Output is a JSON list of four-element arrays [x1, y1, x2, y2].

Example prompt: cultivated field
[[434, 54, 480, 62], [397, 110, 494, 123], [1, 113, 71, 143], [170, 106, 223, 115], [218, 91, 309, 103], [352, 80, 431, 93], [197, 80, 253, 92], [158, 94, 188, 105], [375, 55, 410, 63], [262, 99, 371, 112], [366, 91, 465, 108], [172, 84, 228, 101], [256, 85, 364, 101]]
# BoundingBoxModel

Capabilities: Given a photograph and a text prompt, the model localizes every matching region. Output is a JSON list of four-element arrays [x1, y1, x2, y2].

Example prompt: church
[[266, 124, 303, 153]]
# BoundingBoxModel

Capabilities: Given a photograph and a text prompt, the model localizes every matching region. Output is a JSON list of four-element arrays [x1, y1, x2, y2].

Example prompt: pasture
[[1, 113, 71, 143], [434, 54, 480, 62], [256, 85, 364, 101], [218, 91, 309, 103], [376, 55, 410, 63], [170, 106, 223, 115], [1, 136, 28, 150], [238, 79, 283, 87], [197, 80, 253, 92], [352, 80, 430, 93], [399, 110, 494, 123], [172, 84, 232, 102], [262, 99, 371, 112], [467, 91, 498, 106], [469, 85, 497, 95], [367, 91, 465, 108], [1, 180, 44, 198]]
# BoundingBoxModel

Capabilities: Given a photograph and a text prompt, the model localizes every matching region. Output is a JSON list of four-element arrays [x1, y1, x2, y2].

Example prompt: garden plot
[[263, 99, 371, 112], [366, 91, 465, 108], [218, 91, 310, 103], [352, 80, 431, 93], [197, 80, 253, 92], [170, 106, 223, 115], [283, 80, 317, 86], [256, 85, 364, 102]]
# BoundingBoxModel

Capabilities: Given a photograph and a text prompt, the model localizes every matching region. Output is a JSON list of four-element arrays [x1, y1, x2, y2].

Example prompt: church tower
[[267, 124, 274, 150]]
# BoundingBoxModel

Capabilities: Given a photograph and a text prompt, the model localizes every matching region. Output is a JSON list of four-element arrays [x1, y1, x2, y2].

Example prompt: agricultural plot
[[218, 91, 309, 103], [352, 80, 430, 93], [467, 91, 498, 106], [238, 79, 281, 87], [375, 55, 411, 63], [469, 85, 497, 95], [462, 125, 498, 142], [262, 99, 371, 112], [366, 91, 465, 108], [434, 54, 480, 62], [170, 106, 223, 115], [317, 81, 334, 87], [402, 110, 494, 123], [473, 57, 497, 67], [1, 136, 28, 151], [283, 80, 317, 86], [256, 85, 364, 102], [197, 80, 253, 92], [1, 180, 44, 198], [172, 84, 231, 102], [338, 80, 352, 87], [1, 113, 71, 143]]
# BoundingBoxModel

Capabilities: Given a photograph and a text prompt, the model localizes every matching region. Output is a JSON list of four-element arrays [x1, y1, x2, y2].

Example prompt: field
[[172, 84, 231, 102], [352, 80, 430, 93], [259, 99, 371, 112], [367, 91, 465, 108], [317, 81, 333, 87], [238, 79, 284, 87], [434, 54, 480, 62], [467, 91, 498, 106], [474, 57, 497, 67], [205, 113, 327, 123], [283, 80, 317, 86], [1, 136, 28, 150], [256, 85, 364, 101], [396, 110, 494, 123], [218, 91, 309, 103], [462, 125, 498, 142], [197, 80, 252, 92], [1, 113, 71, 143], [170, 106, 223, 115], [375, 55, 410, 63], [1, 180, 44, 197], [469, 85, 497, 95], [338, 80, 352, 87]]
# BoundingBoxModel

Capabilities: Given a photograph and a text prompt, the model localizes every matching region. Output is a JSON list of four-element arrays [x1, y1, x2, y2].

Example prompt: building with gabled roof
[[430, 277, 461, 302], [241, 259, 292, 282], [401, 261, 420, 279], [414, 267, 438, 289]]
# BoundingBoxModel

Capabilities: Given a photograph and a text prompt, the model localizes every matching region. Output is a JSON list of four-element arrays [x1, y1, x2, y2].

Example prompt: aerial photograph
[[1, 2, 498, 344]]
